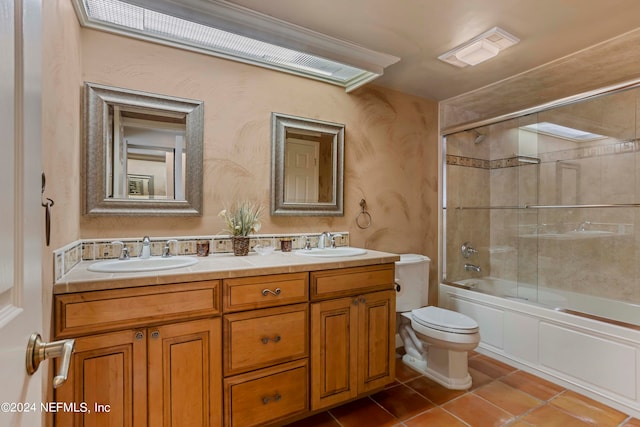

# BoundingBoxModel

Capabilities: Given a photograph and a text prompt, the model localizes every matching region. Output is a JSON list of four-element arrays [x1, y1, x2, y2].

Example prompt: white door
[[0, 0, 44, 425], [285, 138, 319, 203]]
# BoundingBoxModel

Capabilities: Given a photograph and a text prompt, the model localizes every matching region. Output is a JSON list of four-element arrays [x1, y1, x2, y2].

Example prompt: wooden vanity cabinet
[[53, 261, 397, 426], [53, 281, 222, 427], [222, 273, 309, 427], [310, 265, 396, 411]]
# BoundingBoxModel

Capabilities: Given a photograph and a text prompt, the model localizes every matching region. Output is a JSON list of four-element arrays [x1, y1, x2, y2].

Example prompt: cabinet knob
[[150, 330, 160, 339], [134, 331, 144, 340], [261, 335, 281, 344], [261, 392, 281, 405], [25, 333, 75, 389], [261, 288, 282, 297]]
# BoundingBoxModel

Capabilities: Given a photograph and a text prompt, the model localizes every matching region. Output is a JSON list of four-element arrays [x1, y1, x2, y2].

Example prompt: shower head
[[473, 131, 486, 144]]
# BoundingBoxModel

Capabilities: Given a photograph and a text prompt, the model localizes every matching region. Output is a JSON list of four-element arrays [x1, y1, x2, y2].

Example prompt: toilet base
[[402, 352, 472, 390]]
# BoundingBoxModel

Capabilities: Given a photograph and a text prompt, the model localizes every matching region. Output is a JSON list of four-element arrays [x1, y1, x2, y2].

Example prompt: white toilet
[[395, 254, 480, 390]]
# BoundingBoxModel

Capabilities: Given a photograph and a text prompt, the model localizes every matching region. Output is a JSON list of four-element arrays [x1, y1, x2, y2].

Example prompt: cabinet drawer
[[224, 304, 308, 375], [223, 272, 308, 312], [310, 264, 394, 300], [55, 281, 220, 337], [224, 360, 308, 427]]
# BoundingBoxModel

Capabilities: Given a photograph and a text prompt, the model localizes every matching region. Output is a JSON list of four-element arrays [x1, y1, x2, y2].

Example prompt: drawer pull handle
[[262, 393, 281, 405], [262, 288, 282, 297], [261, 335, 281, 344]]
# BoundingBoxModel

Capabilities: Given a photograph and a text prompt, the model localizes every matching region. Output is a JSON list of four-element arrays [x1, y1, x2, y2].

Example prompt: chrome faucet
[[317, 231, 331, 249], [330, 233, 343, 248], [162, 239, 178, 257], [318, 232, 342, 249], [140, 236, 151, 259], [111, 241, 130, 260], [464, 263, 481, 273], [302, 236, 312, 250]]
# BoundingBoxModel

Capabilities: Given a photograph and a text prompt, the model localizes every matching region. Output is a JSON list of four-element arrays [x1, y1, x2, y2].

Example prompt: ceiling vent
[[439, 27, 519, 68]]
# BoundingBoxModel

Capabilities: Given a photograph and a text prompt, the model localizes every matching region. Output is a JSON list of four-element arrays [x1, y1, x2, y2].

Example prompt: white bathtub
[[454, 276, 640, 327], [440, 279, 640, 418]]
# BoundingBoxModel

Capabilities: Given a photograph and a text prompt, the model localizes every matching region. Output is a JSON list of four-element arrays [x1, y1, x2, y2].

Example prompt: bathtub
[[440, 279, 640, 418]]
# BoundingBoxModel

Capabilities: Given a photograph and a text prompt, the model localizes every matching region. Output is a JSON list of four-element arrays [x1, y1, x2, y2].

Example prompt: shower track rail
[[452, 203, 640, 210]]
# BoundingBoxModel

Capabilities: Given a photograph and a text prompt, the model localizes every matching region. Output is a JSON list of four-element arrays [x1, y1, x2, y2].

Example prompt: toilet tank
[[395, 254, 430, 312]]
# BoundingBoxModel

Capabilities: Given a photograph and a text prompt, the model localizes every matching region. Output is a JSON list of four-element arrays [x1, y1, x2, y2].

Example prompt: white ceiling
[[223, 0, 640, 100]]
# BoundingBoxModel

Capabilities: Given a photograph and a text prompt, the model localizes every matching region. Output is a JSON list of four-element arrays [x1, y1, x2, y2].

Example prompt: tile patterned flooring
[[286, 352, 640, 427]]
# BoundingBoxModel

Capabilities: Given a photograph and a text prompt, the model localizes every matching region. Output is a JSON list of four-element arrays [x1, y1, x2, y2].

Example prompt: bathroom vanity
[[52, 250, 398, 427]]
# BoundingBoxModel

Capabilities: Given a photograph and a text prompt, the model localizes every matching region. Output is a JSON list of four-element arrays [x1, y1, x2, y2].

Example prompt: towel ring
[[356, 199, 372, 229]]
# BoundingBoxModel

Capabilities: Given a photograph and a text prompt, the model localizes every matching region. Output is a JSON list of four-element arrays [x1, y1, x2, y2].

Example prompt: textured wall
[[75, 30, 439, 280], [42, 0, 82, 308]]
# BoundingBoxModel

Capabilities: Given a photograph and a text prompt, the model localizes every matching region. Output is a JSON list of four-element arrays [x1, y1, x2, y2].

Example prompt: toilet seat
[[411, 306, 478, 334]]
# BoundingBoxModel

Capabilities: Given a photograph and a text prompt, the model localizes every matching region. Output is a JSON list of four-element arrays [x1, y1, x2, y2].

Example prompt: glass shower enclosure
[[443, 85, 640, 324]]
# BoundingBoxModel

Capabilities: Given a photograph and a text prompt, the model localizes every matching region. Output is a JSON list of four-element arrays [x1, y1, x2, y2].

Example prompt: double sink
[[88, 246, 367, 273]]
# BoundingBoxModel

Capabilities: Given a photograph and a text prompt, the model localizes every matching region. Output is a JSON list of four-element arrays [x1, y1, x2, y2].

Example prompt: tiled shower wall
[[445, 87, 640, 305]]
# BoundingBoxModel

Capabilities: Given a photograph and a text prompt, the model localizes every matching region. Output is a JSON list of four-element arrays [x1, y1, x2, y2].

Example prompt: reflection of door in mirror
[[285, 138, 319, 203], [284, 129, 334, 204], [107, 107, 187, 200]]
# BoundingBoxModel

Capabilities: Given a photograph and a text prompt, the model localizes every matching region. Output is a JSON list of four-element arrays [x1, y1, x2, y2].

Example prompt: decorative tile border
[[447, 140, 639, 170], [53, 232, 350, 281], [445, 155, 490, 169]]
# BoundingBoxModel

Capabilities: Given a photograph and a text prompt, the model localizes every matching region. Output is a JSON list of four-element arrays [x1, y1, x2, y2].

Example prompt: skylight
[[73, 0, 399, 91], [520, 122, 606, 142]]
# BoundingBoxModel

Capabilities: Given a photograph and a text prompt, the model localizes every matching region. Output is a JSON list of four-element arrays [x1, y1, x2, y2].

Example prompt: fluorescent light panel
[[520, 122, 606, 142], [439, 27, 519, 68], [75, 0, 397, 91]]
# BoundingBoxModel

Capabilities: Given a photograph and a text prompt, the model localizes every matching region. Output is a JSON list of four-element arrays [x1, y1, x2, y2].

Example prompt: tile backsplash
[[54, 232, 349, 281]]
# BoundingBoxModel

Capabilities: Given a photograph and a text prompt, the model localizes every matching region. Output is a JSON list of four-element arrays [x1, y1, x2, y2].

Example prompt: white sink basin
[[294, 247, 367, 257], [88, 256, 198, 273]]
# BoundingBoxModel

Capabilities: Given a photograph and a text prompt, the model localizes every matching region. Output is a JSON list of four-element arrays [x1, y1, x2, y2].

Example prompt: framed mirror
[[271, 113, 344, 216], [83, 82, 204, 216]]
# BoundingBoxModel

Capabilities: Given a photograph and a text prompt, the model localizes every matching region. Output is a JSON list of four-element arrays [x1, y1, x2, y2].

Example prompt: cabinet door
[[54, 329, 147, 427], [310, 297, 358, 410], [147, 317, 222, 427], [357, 290, 396, 394]]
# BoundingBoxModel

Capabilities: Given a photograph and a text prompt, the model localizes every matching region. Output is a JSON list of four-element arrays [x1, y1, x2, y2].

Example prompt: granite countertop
[[54, 249, 400, 294]]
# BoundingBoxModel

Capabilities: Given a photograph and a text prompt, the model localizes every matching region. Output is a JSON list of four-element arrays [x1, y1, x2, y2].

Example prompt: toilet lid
[[411, 306, 478, 334]]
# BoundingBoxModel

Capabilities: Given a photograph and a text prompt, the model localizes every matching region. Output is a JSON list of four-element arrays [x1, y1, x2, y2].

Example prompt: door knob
[[26, 333, 75, 388]]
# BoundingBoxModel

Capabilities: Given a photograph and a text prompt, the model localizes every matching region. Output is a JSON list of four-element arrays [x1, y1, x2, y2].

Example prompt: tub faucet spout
[[464, 263, 481, 273]]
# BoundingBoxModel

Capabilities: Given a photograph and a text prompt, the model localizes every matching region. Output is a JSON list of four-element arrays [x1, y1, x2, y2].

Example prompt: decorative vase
[[232, 236, 250, 256]]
